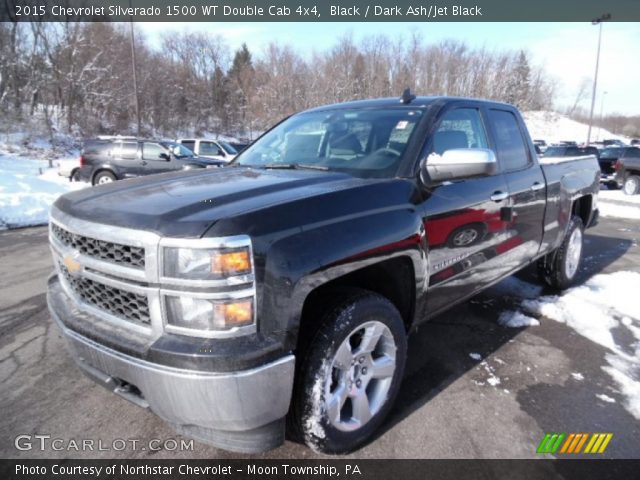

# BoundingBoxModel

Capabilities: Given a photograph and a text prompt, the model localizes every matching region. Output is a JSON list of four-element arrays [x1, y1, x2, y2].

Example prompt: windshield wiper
[[262, 163, 329, 171]]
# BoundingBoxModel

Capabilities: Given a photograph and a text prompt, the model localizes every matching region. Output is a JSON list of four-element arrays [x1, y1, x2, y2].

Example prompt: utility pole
[[129, 0, 141, 137], [586, 13, 611, 145]]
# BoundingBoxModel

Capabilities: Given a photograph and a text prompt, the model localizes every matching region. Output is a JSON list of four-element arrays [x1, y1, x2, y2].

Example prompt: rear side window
[[431, 108, 489, 155], [489, 110, 530, 171], [114, 142, 138, 160]]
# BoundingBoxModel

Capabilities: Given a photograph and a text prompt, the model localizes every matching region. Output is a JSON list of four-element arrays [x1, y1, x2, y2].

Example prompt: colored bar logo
[[537, 433, 612, 454]]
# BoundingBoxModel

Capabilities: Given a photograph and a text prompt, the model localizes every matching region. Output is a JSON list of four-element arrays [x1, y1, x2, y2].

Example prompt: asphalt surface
[[0, 215, 639, 459]]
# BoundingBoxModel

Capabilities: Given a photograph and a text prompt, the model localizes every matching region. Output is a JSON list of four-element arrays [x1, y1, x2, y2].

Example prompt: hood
[[54, 167, 372, 237]]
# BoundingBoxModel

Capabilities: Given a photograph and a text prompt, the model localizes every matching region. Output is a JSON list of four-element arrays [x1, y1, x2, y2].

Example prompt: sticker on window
[[396, 121, 409, 130]]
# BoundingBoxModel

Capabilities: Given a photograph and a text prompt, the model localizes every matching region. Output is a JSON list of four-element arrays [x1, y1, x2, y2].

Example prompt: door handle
[[531, 182, 545, 191], [141, 161, 148, 166], [490, 191, 509, 202]]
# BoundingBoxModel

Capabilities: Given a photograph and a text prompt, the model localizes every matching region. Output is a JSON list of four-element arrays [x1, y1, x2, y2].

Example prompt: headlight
[[163, 247, 251, 280], [165, 296, 253, 331]]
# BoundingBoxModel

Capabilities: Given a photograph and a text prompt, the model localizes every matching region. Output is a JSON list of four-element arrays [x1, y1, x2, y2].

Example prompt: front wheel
[[623, 175, 640, 195], [291, 291, 407, 454], [537, 215, 584, 290]]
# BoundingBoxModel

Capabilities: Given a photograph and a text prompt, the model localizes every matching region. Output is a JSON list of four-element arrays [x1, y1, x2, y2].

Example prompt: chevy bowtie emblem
[[63, 253, 82, 276]]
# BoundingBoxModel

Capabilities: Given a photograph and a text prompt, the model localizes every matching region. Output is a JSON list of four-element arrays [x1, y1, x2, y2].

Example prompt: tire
[[537, 215, 584, 290], [93, 170, 116, 186], [623, 175, 640, 195], [70, 169, 81, 182], [291, 290, 407, 454]]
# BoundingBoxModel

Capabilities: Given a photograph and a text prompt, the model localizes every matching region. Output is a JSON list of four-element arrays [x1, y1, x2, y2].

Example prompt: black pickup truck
[[47, 95, 599, 454]]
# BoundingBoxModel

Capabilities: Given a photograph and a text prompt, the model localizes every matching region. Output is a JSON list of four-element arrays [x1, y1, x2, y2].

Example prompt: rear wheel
[[537, 215, 584, 290], [291, 291, 407, 454], [93, 171, 116, 186], [623, 175, 640, 195]]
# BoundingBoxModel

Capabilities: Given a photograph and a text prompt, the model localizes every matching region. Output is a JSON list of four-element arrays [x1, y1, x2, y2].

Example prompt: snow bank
[[0, 154, 87, 229], [518, 272, 640, 420], [523, 111, 629, 144]]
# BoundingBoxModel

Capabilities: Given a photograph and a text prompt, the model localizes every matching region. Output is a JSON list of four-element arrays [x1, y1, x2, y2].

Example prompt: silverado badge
[[63, 253, 82, 277]]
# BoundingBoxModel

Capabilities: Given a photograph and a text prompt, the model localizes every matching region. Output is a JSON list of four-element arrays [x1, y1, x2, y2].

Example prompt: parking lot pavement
[[0, 217, 638, 459]]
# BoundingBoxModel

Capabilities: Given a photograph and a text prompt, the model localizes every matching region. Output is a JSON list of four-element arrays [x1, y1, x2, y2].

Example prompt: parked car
[[176, 138, 238, 162], [48, 94, 599, 455], [600, 147, 640, 190], [611, 147, 640, 194], [543, 145, 599, 159], [56, 158, 82, 182], [630, 139, 640, 146], [533, 139, 548, 153], [75, 138, 220, 185]]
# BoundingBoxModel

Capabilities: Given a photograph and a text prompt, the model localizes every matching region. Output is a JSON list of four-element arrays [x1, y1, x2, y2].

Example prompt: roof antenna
[[400, 88, 416, 104]]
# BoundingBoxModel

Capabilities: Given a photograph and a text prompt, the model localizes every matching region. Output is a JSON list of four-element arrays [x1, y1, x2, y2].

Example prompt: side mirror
[[420, 148, 497, 184], [159, 152, 170, 161]]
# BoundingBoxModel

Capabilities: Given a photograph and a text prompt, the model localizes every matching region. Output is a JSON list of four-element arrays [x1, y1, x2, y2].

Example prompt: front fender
[[256, 207, 429, 351]]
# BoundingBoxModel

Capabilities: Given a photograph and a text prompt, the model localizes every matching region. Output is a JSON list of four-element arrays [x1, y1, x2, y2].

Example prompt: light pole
[[586, 13, 611, 145], [597, 91, 607, 141], [129, 0, 141, 137]]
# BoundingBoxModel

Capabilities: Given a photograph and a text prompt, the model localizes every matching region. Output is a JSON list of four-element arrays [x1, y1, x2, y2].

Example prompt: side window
[[431, 108, 488, 156], [114, 142, 138, 160], [142, 143, 167, 161], [489, 109, 530, 171], [626, 148, 640, 158], [181, 141, 195, 152], [199, 142, 223, 156]]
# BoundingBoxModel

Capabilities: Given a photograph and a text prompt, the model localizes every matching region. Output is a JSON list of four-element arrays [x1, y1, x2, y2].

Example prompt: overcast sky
[[140, 22, 639, 115]]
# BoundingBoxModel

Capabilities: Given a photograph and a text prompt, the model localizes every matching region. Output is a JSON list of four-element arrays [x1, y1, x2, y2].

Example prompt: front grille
[[52, 223, 145, 269], [59, 263, 150, 325]]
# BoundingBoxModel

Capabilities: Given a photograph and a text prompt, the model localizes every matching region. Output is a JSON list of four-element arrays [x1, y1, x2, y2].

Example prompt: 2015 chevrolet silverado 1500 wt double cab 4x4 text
[[47, 94, 600, 454]]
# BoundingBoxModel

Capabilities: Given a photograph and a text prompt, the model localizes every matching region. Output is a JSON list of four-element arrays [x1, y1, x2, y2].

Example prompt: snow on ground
[[497, 310, 540, 328], [0, 153, 88, 229], [596, 393, 616, 403], [571, 372, 584, 381], [512, 271, 640, 420], [598, 188, 640, 219], [523, 111, 629, 145], [599, 202, 640, 220]]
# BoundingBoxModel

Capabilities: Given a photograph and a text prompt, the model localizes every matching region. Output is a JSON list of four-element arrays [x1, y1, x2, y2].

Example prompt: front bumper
[[48, 275, 295, 453]]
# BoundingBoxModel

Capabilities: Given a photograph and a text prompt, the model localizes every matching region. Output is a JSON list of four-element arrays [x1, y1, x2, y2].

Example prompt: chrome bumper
[[48, 275, 295, 449]]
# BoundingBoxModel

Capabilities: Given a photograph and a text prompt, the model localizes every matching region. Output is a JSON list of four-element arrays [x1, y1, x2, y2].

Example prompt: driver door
[[141, 142, 173, 176], [420, 105, 511, 314]]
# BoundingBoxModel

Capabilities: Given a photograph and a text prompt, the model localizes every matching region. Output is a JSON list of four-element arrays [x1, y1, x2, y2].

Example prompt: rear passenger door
[[111, 141, 142, 178], [487, 108, 546, 266]]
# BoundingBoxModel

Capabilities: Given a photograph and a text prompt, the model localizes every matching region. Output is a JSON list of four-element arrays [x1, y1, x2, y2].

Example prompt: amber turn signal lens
[[214, 300, 253, 327], [211, 250, 251, 275]]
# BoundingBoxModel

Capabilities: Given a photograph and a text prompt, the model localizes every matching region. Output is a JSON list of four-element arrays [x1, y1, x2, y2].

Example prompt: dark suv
[[76, 139, 219, 185], [600, 147, 640, 190]]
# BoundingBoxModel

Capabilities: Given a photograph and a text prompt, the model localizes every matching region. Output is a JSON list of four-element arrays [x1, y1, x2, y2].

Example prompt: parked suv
[[601, 147, 640, 190], [76, 139, 218, 185], [612, 147, 640, 194]]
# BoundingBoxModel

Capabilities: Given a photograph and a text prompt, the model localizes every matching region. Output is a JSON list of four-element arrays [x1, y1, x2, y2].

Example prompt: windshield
[[161, 142, 195, 158], [234, 108, 424, 177], [219, 141, 238, 155]]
